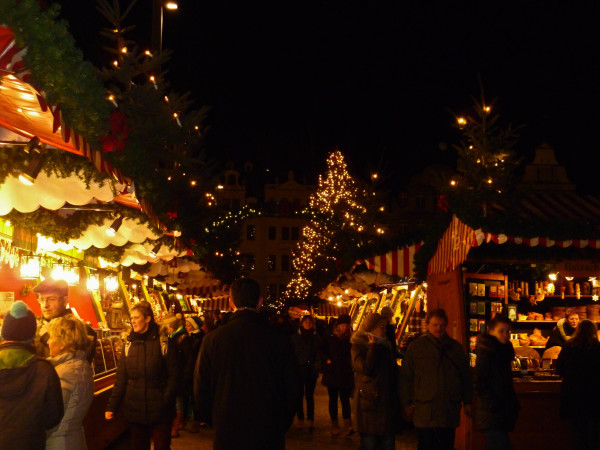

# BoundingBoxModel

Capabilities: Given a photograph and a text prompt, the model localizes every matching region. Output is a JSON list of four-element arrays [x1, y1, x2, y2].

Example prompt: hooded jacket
[[0, 342, 64, 449], [474, 333, 520, 431], [106, 321, 178, 424], [351, 331, 400, 435], [46, 350, 94, 450]]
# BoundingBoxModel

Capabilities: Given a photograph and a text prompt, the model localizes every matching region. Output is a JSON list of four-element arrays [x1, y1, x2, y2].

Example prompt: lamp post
[[152, 0, 178, 54]]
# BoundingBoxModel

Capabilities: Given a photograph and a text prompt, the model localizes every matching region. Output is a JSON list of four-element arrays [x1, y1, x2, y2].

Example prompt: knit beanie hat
[[336, 313, 351, 325], [186, 316, 201, 332], [380, 306, 394, 320], [162, 312, 182, 326], [1, 301, 37, 342], [359, 312, 388, 333]]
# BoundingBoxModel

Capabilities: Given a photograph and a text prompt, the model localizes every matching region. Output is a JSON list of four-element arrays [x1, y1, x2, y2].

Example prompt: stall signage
[[556, 260, 600, 277], [0, 291, 15, 314]]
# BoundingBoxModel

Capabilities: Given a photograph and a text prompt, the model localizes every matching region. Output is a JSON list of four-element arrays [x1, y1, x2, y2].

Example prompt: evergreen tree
[[284, 150, 368, 300], [447, 88, 523, 220]]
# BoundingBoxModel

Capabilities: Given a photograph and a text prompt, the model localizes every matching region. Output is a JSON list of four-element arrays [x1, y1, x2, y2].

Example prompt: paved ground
[[109, 377, 418, 449]]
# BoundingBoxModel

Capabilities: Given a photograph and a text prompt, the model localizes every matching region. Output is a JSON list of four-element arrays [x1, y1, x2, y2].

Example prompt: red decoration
[[437, 194, 449, 212], [167, 211, 178, 219], [101, 111, 130, 153]]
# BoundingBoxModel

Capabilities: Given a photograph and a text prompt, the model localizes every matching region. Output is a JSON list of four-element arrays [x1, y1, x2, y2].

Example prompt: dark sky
[[52, 1, 600, 192]]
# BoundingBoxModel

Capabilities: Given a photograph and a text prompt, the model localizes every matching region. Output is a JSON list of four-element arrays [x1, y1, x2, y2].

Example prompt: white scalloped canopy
[[145, 259, 202, 277], [119, 243, 188, 267], [0, 173, 117, 215], [67, 217, 161, 250]]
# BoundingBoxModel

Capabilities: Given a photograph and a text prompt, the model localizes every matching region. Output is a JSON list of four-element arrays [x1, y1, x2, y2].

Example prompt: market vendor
[[545, 309, 579, 349], [34, 278, 97, 362]]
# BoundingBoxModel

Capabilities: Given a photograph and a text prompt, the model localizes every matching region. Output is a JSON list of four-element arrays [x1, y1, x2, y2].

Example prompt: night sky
[[52, 1, 600, 192]]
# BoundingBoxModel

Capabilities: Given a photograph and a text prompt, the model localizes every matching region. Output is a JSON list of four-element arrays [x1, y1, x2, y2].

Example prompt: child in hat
[[0, 301, 64, 449]]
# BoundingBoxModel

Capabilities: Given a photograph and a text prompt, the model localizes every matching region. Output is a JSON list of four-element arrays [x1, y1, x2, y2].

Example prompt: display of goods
[[518, 333, 531, 346], [527, 312, 544, 321], [529, 328, 548, 346]]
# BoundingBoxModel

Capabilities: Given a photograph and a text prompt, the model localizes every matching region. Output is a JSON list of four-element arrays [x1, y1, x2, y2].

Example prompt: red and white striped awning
[[472, 230, 600, 249], [318, 302, 350, 317], [358, 243, 422, 277], [428, 215, 475, 276]]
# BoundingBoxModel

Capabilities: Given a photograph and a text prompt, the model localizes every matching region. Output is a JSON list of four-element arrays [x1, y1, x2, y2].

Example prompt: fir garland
[[0, 0, 111, 148], [0, 144, 112, 188]]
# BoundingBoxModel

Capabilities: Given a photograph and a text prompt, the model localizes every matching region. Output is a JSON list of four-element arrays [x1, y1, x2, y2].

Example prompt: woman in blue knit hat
[[0, 301, 64, 449]]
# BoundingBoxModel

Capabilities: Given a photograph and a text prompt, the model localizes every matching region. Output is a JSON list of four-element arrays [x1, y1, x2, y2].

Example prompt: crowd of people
[[2, 277, 600, 450]]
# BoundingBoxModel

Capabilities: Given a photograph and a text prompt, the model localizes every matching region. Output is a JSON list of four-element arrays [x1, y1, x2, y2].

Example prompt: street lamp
[[152, 0, 178, 54]]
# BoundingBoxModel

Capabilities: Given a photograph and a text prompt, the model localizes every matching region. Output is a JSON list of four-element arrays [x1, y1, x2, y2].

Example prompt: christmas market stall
[[421, 145, 600, 449], [1, 3, 211, 448]]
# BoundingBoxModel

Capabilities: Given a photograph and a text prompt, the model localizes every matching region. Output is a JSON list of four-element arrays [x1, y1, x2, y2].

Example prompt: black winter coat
[[194, 309, 299, 450], [169, 327, 194, 396], [106, 322, 179, 425], [319, 331, 354, 389], [0, 342, 64, 449], [555, 341, 600, 419], [351, 332, 400, 435], [474, 334, 520, 431], [291, 328, 321, 380]]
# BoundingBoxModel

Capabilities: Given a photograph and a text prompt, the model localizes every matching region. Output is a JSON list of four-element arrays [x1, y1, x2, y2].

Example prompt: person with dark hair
[[105, 301, 179, 450], [0, 301, 64, 449], [546, 309, 579, 349], [291, 315, 321, 431], [380, 306, 399, 357], [162, 312, 194, 438], [400, 308, 472, 450], [319, 313, 355, 436], [184, 316, 205, 433], [474, 315, 520, 450], [194, 277, 299, 449], [351, 312, 400, 450], [556, 319, 600, 450], [33, 278, 97, 363]]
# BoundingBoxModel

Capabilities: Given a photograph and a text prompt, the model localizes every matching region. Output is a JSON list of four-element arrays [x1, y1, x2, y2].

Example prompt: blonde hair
[[47, 314, 91, 354]]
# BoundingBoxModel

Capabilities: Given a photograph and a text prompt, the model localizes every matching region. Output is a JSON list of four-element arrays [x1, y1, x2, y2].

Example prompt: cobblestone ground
[[158, 377, 418, 450]]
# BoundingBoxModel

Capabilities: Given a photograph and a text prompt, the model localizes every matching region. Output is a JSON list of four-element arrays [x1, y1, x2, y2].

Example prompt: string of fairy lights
[[283, 151, 369, 301]]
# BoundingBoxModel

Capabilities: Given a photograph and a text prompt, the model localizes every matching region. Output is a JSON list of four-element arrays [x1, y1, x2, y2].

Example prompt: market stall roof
[[0, 26, 165, 229], [355, 243, 422, 278]]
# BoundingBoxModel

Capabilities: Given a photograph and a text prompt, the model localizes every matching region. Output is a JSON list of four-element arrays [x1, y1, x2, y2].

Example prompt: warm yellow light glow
[[484, 106, 491, 113], [450, 180, 456, 186], [548, 273, 558, 281], [18, 174, 34, 186], [457, 117, 467, 126], [145, 50, 153, 56], [487, 178, 492, 184], [121, 47, 128, 53], [105, 276, 119, 292], [87, 275, 100, 291], [565, 276, 574, 281], [113, 60, 118, 67], [217, 185, 224, 189], [165, 1, 178, 10]]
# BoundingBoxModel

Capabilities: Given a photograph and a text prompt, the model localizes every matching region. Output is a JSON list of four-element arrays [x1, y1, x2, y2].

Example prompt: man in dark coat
[[0, 301, 64, 449], [105, 301, 179, 450], [194, 277, 299, 450], [474, 315, 520, 449], [34, 278, 97, 362], [401, 308, 472, 450]]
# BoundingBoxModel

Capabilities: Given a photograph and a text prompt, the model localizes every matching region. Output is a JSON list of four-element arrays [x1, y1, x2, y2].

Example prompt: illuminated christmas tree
[[284, 150, 368, 300], [448, 88, 523, 218]]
